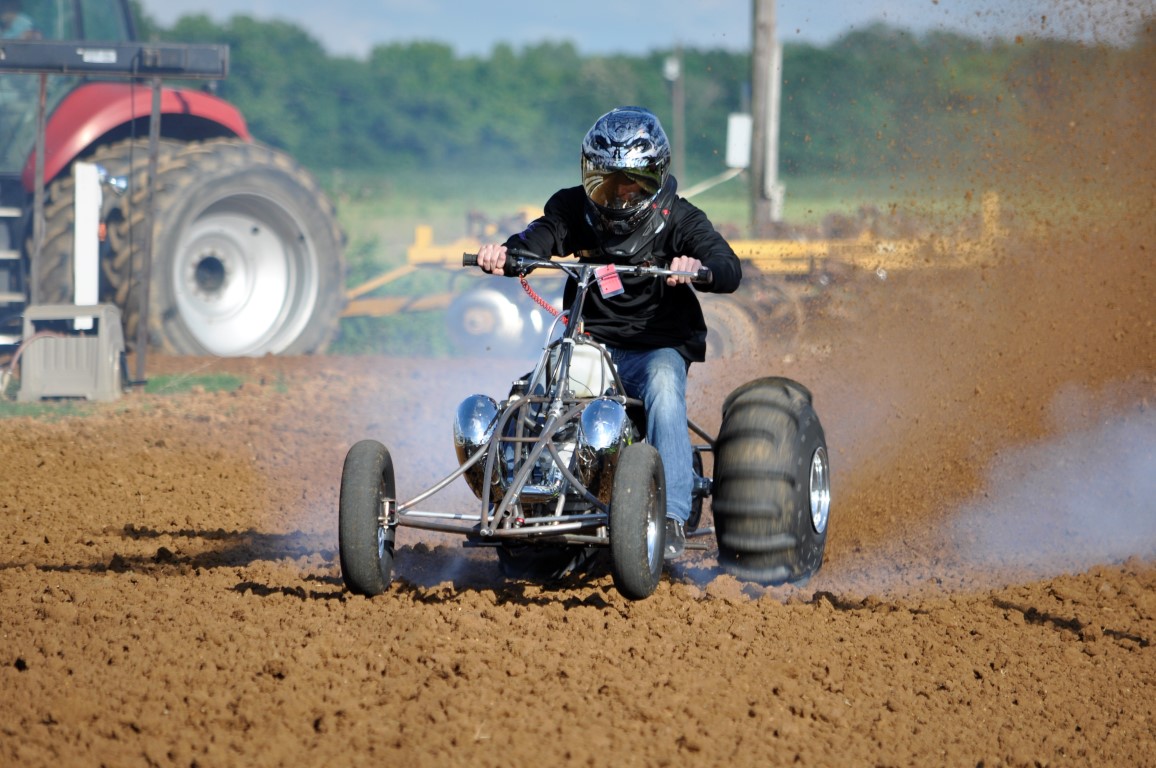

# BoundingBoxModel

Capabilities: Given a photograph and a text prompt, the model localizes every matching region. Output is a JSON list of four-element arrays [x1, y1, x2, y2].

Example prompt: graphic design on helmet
[[581, 107, 672, 236]]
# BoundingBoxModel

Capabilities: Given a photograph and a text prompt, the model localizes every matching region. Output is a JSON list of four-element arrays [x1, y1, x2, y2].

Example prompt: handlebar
[[462, 247, 549, 276], [462, 249, 713, 285]]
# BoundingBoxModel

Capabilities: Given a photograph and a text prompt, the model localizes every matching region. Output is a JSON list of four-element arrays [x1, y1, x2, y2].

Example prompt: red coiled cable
[[520, 277, 566, 325]]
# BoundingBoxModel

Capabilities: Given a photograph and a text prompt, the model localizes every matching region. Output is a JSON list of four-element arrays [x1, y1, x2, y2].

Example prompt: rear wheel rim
[[809, 446, 831, 534]]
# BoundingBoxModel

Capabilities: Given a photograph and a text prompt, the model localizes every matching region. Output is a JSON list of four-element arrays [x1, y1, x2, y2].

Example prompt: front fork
[[379, 496, 398, 549]]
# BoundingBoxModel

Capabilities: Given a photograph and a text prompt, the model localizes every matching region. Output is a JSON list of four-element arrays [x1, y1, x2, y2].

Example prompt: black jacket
[[504, 183, 742, 363]]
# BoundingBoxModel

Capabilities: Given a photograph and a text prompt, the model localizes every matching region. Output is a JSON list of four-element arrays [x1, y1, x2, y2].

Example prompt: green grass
[[325, 167, 580, 356], [322, 166, 573, 254], [0, 398, 93, 420], [142, 373, 245, 395], [0, 372, 252, 422], [323, 169, 994, 356], [0, 372, 248, 420], [335, 312, 453, 357], [325, 167, 977, 250], [688, 172, 984, 232], [0, 373, 92, 418]]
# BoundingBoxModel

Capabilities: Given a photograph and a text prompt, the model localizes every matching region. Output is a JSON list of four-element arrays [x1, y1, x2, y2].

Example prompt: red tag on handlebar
[[595, 264, 624, 298]]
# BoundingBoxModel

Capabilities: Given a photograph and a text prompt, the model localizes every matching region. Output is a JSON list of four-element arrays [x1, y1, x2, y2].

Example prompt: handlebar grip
[[696, 266, 713, 284], [462, 250, 527, 276]]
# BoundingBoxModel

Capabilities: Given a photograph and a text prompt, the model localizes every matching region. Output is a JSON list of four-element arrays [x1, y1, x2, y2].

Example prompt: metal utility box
[[18, 305, 125, 402]]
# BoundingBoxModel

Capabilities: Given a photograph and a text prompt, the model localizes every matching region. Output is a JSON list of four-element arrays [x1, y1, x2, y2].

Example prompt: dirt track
[[1, 189, 1153, 765], [4, 39, 1156, 765]]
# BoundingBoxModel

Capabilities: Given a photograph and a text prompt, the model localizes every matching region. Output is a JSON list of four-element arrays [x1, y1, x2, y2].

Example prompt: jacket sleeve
[[502, 188, 582, 258], [672, 201, 743, 294]]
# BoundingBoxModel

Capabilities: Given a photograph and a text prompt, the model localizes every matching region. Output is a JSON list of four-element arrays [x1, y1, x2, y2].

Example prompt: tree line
[[138, 5, 1155, 184]]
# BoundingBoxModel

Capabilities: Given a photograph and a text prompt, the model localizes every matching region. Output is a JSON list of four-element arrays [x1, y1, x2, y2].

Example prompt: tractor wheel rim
[[173, 196, 317, 356]]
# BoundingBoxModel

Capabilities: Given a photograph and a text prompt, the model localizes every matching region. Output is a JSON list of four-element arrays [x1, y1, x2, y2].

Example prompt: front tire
[[609, 443, 666, 600], [339, 440, 397, 596], [712, 377, 831, 584]]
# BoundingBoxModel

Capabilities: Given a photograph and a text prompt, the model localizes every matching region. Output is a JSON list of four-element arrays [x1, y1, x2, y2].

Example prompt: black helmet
[[581, 107, 672, 236]]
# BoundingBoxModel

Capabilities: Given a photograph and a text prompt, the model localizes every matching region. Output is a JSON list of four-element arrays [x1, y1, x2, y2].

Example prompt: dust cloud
[[949, 385, 1156, 579]]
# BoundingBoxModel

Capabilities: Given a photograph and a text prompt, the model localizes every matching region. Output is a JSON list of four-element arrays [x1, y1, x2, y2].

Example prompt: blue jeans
[[608, 347, 692, 524]]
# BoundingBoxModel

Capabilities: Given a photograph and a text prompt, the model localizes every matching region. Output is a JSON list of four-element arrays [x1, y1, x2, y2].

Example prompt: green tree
[[150, 11, 1149, 189]]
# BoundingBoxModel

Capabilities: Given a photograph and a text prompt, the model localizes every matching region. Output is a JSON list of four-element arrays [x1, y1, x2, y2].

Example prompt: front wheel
[[712, 377, 831, 584], [339, 440, 397, 596], [609, 443, 666, 600]]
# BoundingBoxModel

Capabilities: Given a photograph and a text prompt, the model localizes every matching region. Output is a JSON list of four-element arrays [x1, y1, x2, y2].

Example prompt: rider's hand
[[668, 255, 703, 286], [477, 243, 507, 275]]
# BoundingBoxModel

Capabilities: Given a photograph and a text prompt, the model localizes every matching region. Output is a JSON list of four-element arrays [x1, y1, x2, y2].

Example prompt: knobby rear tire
[[712, 377, 831, 584]]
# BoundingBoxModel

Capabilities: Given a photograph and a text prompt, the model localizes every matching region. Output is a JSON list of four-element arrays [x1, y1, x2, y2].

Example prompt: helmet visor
[[583, 167, 662, 211]]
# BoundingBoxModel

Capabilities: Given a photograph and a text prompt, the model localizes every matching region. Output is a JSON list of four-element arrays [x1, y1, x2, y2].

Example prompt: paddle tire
[[712, 377, 831, 584]]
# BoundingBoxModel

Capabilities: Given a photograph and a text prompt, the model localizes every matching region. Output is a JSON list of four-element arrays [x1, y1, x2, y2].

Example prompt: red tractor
[[0, 0, 344, 356]]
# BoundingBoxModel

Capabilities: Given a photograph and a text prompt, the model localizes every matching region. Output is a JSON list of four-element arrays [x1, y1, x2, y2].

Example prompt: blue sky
[[138, 0, 1153, 58]]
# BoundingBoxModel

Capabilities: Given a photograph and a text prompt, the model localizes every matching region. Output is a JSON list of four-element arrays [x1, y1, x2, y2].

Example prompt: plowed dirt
[[4, 46, 1156, 766], [2, 197, 1153, 767]]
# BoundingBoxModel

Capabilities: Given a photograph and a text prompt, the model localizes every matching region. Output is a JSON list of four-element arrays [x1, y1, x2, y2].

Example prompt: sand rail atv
[[338, 250, 831, 600]]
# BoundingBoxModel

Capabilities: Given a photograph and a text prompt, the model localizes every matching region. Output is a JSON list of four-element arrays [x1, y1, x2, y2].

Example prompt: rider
[[0, 0, 37, 39], [476, 106, 743, 560]]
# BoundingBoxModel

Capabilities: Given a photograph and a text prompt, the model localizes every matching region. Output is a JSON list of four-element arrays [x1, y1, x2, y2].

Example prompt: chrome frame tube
[[397, 444, 485, 512], [381, 260, 714, 546]]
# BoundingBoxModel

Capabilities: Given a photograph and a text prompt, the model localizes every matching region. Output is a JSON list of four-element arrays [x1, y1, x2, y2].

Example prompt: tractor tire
[[753, 281, 805, 348], [446, 280, 527, 357], [33, 139, 174, 315], [712, 377, 831, 584], [609, 442, 665, 600], [701, 295, 759, 359], [339, 439, 397, 596], [0, 219, 21, 340], [34, 138, 345, 356], [446, 278, 556, 359]]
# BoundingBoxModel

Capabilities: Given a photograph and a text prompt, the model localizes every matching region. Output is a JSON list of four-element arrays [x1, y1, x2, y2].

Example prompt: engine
[[452, 348, 631, 507]]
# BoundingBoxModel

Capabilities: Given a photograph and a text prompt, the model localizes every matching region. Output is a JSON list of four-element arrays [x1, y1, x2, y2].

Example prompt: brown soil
[[2, 200, 1153, 766], [4, 47, 1156, 767]]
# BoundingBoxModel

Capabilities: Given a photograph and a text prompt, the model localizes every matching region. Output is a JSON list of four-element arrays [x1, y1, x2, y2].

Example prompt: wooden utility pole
[[664, 48, 686, 183], [750, 0, 784, 235]]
